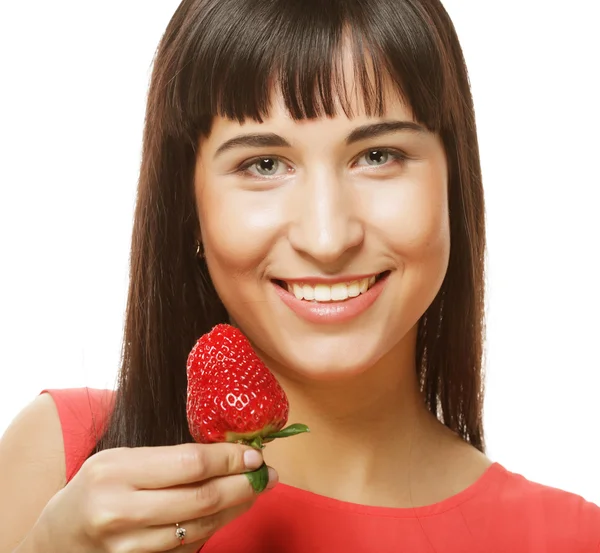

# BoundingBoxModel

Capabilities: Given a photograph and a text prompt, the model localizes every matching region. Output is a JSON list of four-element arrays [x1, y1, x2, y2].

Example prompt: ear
[[195, 238, 205, 259]]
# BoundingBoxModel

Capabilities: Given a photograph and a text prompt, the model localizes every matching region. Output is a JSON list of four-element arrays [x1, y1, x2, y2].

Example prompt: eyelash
[[235, 147, 408, 180]]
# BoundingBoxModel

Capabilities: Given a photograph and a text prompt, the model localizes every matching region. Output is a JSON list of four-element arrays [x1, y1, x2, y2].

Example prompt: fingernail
[[266, 467, 278, 490], [243, 448, 263, 470]]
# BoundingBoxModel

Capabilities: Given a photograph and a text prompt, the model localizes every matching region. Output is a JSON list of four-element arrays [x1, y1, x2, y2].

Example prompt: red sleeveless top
[[42, 388, 600, 552]]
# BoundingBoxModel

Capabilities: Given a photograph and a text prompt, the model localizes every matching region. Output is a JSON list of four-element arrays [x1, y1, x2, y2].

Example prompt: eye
[[238, 157, 290, 178], [355, 148, 406, 168], [235, 147, 407, 180]]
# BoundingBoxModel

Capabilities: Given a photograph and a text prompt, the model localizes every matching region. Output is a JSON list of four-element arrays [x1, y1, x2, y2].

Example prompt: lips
[[271, 272, 390, 324]]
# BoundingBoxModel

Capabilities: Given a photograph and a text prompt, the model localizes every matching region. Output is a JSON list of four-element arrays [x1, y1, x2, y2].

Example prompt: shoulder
[[485, 465, 600, 551], [0, 388, 115, 481], [41, 387, 115, 481], [0, 392, 69, 550], [0, 392, 67, 477], [0, 392, 66, 474], [0, 389, 115, 551]]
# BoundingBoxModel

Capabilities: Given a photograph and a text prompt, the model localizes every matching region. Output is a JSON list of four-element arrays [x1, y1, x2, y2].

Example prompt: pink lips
[[272, 274, 389, 324]]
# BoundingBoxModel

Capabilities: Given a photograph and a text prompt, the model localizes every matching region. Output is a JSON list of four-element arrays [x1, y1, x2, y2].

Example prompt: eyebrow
[[213, 120, 427, 159]]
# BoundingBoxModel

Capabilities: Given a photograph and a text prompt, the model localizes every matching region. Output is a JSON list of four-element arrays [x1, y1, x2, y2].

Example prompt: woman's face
[[194, 85, 450, 381]]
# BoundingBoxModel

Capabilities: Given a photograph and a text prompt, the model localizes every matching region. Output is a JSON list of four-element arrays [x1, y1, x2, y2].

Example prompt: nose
[[288, 169, 364, 266]]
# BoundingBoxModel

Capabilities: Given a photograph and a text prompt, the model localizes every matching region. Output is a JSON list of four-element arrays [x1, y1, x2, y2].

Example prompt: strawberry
[[186, 324, 309, 491]]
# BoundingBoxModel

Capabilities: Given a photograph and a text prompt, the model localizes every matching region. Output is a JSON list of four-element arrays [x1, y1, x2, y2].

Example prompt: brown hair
[[94, 0, 486, 455]]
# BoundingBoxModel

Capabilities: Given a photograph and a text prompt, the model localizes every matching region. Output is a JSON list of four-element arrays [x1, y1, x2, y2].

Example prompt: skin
[[0, 394, 277, 553], [0, 54, 490, 553], [195, 76, 491, 508]]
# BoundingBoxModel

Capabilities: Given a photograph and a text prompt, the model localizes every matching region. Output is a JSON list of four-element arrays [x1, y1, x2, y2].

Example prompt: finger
[[182, 502, 252, 545], [134, 466, 277, 525], [127, 443, 264, 489], [124, 503, 253, 552], [164, 503, 252, 551]]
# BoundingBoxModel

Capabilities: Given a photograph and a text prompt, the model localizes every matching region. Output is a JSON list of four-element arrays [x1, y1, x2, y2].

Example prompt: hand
[[33, 443, 276, 552]]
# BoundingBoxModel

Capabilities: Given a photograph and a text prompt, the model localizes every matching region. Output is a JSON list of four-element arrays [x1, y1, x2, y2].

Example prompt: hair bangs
[[162, 0, 453, 142]]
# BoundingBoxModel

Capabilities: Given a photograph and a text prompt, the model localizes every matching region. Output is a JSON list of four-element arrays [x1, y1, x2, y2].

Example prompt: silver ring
[[175, 523, 186, 545]]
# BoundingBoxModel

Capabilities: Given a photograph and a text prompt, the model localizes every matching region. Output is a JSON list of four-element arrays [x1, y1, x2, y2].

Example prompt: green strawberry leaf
[[267, 423, 310, 439], [245, 462, 269, 493]]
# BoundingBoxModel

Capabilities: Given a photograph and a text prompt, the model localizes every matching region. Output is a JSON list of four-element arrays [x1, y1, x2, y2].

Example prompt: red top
[[42, 388, 600, 552]]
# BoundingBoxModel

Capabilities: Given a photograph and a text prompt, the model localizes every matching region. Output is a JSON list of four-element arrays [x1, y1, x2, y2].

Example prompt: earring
[[195, 239, 204, 259]]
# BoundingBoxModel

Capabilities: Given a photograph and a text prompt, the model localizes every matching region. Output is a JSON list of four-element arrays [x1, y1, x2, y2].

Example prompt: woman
[[1, 0, 599, 552]]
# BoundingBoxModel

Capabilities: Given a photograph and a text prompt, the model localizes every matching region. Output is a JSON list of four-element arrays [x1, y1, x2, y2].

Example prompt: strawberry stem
[[245, 462, 269, 493], [241, 424, 309, 493]]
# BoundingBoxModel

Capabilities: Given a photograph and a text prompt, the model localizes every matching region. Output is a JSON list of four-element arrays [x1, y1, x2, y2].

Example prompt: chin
[[278, 347, 375, 382], [251, 323, 407, 383]]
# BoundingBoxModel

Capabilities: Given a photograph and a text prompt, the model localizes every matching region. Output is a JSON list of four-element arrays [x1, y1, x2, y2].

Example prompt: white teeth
[[331, 283, 349, 301], [347, 281, 360, 297], [302, 284, 315, 300], [314, 284, 331, 302], [284, 275, 381, 303]]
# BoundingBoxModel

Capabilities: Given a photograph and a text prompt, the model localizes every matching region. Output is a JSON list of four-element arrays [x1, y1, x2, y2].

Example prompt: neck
[[263, 327, 463, 506]]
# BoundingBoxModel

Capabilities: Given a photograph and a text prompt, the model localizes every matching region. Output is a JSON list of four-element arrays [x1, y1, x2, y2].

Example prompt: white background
[[0, 1, 598, 504]]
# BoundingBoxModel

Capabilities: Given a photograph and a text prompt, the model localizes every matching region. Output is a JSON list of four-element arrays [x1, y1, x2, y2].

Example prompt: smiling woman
[[196, 90, 451, 379], [0, 0, 599, 552]]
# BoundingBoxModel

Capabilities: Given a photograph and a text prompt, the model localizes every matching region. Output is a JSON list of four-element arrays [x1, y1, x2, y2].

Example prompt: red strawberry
[[186, 324, 309, 491]]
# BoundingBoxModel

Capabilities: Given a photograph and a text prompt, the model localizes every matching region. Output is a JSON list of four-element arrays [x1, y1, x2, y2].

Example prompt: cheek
[[197, 182, 285, 274], [365, 162, 450, 263]]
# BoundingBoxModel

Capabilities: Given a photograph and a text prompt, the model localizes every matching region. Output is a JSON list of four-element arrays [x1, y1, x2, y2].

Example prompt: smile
[[272, 272, 390, 324], [276, 273, 385, 303]]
